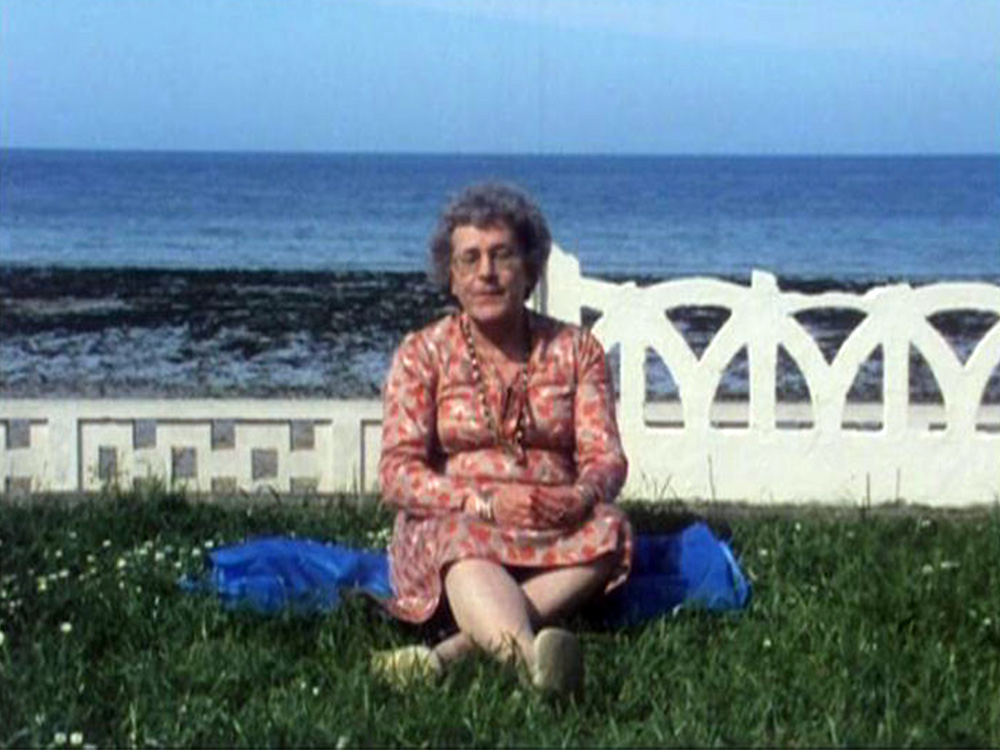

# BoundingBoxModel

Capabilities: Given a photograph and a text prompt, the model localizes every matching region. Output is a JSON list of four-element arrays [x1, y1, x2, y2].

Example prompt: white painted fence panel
[[538, 246, 1000, 504], [2, 245, 998, 504]]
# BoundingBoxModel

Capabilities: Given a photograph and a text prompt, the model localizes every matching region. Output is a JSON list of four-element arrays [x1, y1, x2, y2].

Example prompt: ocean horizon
[[2, 149, 997, 282]]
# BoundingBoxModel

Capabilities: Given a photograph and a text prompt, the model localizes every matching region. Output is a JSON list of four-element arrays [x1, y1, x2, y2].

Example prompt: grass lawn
[[1, 490, 998, 748]]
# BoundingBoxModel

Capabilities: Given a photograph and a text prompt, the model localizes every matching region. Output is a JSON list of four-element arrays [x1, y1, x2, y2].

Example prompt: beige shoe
[[531, 628, 583, 699], [371, 645, 443, 690]]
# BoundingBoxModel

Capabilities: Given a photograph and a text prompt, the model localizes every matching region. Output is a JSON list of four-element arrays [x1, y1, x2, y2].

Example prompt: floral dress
[[379, 310, 633, 623]]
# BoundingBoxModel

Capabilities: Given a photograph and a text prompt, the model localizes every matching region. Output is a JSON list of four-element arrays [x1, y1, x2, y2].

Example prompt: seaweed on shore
[[2, 266, 998, 402]]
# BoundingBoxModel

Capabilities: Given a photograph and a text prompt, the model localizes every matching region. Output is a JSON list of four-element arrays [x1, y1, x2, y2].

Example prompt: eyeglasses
[[451, 246, 523, 276]]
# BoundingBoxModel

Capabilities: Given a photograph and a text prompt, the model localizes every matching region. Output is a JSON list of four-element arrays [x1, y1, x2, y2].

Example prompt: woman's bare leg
[[441, 558, 536, 666], [433, 554, 616, 667], [520, 553, 617, 623]]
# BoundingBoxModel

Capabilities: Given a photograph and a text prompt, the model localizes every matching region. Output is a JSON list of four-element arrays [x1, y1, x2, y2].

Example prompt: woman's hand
[[531, 486, 593, 528], [490, 484, 593, 530]]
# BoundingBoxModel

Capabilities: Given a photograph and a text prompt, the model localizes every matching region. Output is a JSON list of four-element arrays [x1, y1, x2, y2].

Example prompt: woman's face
[[449, 222, 528, 329]]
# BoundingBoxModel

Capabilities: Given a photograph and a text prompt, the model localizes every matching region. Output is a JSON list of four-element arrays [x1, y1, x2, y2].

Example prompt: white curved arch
[[911, 284, 1000, 317]]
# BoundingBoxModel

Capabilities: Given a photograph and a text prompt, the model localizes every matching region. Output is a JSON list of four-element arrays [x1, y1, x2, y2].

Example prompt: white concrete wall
[[0, 399, 383, 497], [3, 245, 999, 504]]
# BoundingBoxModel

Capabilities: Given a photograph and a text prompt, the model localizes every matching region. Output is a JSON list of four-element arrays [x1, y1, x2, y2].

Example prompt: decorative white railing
[[2, 245, 998, 504], [539, 246, 1000, 504]]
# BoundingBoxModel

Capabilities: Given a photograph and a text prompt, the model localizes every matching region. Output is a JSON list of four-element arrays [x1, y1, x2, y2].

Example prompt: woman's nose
[[476, 252, 497, 277]]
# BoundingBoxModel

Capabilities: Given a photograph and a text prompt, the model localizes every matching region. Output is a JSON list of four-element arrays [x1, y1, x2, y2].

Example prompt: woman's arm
[[572, 328, 628, 505], [378, 331, 477, 517]]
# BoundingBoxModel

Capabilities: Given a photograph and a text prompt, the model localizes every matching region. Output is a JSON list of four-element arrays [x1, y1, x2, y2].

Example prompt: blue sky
[[1, 0, 997, 154]]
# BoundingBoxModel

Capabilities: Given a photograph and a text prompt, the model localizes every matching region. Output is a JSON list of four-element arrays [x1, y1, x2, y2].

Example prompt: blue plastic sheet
[[604, 522, 752, 624], [181, 522, 750, 624], [180, 537, 392, 613]]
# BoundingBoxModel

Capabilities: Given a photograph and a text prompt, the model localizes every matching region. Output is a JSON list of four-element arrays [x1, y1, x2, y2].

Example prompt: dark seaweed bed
[[2, 267, 998, 403]]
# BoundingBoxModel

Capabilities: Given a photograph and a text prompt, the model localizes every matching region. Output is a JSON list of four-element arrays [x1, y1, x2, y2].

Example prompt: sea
[[1, 149, 998, 400]]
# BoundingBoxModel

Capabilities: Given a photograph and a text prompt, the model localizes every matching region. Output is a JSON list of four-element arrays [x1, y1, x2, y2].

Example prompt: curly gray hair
[[429, 183, 552, 300]]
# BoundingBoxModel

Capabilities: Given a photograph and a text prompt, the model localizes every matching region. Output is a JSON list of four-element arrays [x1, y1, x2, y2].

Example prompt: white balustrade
[[538, 245, 1000, 504]]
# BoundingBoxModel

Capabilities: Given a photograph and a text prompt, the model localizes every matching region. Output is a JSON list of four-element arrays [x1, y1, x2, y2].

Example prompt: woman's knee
[[443, 557, 506, 586]]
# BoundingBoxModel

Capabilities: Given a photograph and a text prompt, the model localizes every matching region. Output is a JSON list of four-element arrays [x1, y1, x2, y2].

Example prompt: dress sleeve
[[378, 330, 476, 516], [573, 329, 628, 504]]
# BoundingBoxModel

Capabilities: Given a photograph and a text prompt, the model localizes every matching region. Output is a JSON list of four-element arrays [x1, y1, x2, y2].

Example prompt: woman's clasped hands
[[465, 484, 592, 530]]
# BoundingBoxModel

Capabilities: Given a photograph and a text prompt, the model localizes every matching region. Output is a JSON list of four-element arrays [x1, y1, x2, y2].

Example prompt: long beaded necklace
[[460, 314, 531, 465]]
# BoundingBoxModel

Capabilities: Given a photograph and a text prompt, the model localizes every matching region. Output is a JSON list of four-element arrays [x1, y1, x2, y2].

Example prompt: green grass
[[1, 490, 998, 748]]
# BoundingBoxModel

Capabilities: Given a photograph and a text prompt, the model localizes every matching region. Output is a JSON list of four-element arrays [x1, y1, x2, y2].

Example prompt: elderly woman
[[374, 183, 632, 697]]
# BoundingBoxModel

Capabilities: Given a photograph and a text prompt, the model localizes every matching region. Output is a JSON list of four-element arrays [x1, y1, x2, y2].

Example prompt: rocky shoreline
[[0, 267, 452, 398], [2, 266, 997, 402]]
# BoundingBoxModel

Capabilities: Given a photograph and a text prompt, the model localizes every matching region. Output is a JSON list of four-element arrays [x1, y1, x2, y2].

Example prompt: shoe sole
[[532, 628, 583, 698], [371, 645, 442, 689]]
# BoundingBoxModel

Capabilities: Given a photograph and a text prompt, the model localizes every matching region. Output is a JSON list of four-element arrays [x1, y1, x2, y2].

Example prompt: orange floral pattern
[[379, 311, 633, 623]]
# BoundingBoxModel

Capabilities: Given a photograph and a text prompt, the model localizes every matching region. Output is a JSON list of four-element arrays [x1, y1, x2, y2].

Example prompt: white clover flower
[[984, 617, 993, 627], [758, 548, 770, 558], [312, 686, 320, 696], [762, 637, 772, 649], [59, 622, 72, 635], [191, 547, 202, 557], [116, 558, 127, 570], [918, 517, 933, 529], [204, 540, 215, 549], [54, 731, 67, 746], [0, 630, 6, 647], [939, 560, 960, 571], [37, 577, 48, 593], [70, 732, 83, 747], [69, 531, 78, 540], [102, 539, 112, 549], [86, 554, 96, 564], [794, 522, 802, 532], [58, 569, 69, 579], [154, 551, 165, 563], [921, 564, 935, 575]]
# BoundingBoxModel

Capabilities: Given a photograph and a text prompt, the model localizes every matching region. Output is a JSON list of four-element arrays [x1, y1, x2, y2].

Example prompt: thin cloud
[[372, 0, 999, 60]]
